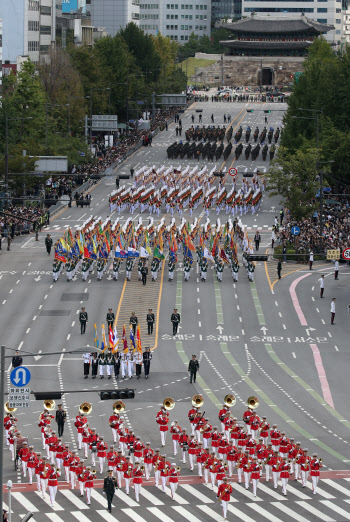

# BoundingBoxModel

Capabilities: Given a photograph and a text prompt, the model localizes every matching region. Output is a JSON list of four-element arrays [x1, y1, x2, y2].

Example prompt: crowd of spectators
[[0, 204, 47, 240]]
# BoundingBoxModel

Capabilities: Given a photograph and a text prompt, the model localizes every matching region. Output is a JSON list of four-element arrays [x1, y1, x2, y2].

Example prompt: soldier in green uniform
[[248, 261, 255, 282], [53, 260, 62, 282], [97, 258, 105, 281], [66, 261, 74, 282], [200, 258, 207, 282], [138, 258, 144, 281], [216, 259, 223, 282], [126, 257, 133, 281], [232, 259, 239, 282], [184, 257, 191, 282], [168, 258, 175, 282], [151, 258, 159, 282], [82, 259, 89, 281], [113, 258, 121, 281]]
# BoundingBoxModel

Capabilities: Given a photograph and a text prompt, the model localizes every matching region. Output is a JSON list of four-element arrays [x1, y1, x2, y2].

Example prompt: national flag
[[101, 323, 107, 352], [112, 324, 119, 353], [84, 245, 90, 259], [58, 239, 68, 255], [154, 246, 165, 260], [145, 232, 152, 255], [115, 246, 128, 259], [130, 327, 136, 351], [204, 247, 215, 262], [169, 249, 177, 263], [127, 246, 139, 258], [54, 250, 66, 263], [140, 246, 149, 258], [136, 324, 142, 354], [185, 235, 196, 252], [122, 325, 128, 354], [172, 233, 178, 253], [212, 236, 218, 257], [220, 248, 229, 263]]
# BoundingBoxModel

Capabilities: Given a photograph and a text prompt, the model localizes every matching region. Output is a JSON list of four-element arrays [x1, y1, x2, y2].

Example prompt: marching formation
[[4, 391, 323, 519]]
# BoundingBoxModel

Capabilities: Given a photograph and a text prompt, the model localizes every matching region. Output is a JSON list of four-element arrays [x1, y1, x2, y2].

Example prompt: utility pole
[[152, 92, 155, 122], [4, 117, 9, 210], [221, 54, 224, 87], [0, 345, 5, 516], [194, 66, 199, 88], [89, 87, 93, 149]]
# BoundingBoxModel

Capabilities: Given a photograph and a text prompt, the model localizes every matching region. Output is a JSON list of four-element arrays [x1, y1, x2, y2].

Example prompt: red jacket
[[217, 483, 232, 501]]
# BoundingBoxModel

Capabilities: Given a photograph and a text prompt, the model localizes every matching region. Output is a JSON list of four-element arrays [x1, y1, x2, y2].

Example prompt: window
[[40, 5, 51, 15], [40, 45, 50, 53], [317, 18, 327, 22], [185, 35, 188, 40], [28, 0, 39, 10], [336, 29, 341, 33], [181, 35, 184, 40], [317, 8, 327, 12], [28, 40, 39, 51], [40, 25, 51, 34], [336, 18, 341, 23], [28, 21, 39, 31], [336, 8, 341, 12]]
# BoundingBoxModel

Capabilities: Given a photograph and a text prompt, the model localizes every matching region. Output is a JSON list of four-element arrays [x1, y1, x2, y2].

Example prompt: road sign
[[342, 247, 350, 260], [8, 387, 30, 409], [327, 249, 340, 260], [291, 226, 300, 236], [10, 366, 31, 387], [229, 167, 237, 177]]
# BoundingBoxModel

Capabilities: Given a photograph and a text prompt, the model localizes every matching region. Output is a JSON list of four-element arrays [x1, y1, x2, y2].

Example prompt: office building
[[211, 0, 241, 22], [139, 1, 211, 42], [91, 0, 140, 36]]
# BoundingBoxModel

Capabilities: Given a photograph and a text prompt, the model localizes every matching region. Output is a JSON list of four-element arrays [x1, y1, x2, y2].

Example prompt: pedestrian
[[171, 308, 181, 336], [254, 231, 261, 251], [277, 259, 282, 280], [79, 307, 88, 334], [309, 251, 314, 270], [55, 405, 66, 437], [82, 352, 91, 378], [147, 308, 155, 335], [334, 259, 339, 280], [280, 208, 284, 225], [7, 235, 11, 251], [141, 262, 148, 285], [11, 350, 23, 368], [271, 230, 276, 249], [130, 312, 138, 336], [265, 115, 268, 124], [319, 275, 325, 298], [175, 127, 179, 136], [188, 354, 199, 383], [45, 234, 52, 255], [330, 298, 336, 325], [211, 114, 214, 123], [282, 244, 287, 263], [130, 167, 134, 178], [106, 308, 115, 331], [116, 176, 120, 188], [165, 122, 168, 131], [143, 347, 152, 379], [103, 469, 118, 513]]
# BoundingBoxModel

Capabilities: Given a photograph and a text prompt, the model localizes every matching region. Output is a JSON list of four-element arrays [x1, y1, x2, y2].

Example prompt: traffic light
[[100, 389, 135, 400], [247, 254, 268, 262], [34, 392, 62, 400], [264, 110, 271, 113], [246, 110, 254, 113]]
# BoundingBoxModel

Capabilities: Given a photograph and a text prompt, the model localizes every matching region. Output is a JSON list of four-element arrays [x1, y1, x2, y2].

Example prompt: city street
[[1, 100, 350, 522]]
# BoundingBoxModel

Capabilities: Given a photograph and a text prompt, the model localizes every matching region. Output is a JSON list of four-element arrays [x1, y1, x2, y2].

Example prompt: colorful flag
[[130, 327, 136, 352], [101, 323, 107, 352], [122, 325, 128, 354], [204, 247, 215, 262], [94, 323, 99, 348], [154, 246, 165, 260], [128, 246, 139, 258], [140, 246, 149, 258], [136, 324, 142, 354], [112, 324, 119, 353]]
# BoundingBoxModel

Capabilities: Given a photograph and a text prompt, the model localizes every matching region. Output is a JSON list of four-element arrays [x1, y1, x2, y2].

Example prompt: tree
[[120, 23, 161, 81], [267, 147, 321, 220]]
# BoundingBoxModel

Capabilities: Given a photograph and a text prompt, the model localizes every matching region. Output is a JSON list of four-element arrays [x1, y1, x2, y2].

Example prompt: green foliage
[[177, 28, 232, 62]]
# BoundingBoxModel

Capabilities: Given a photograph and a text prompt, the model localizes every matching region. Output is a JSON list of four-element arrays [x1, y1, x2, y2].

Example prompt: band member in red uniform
[[170, 420, 182, 455], [292, 442, 302, 480], [97, 436, 108, 474], [280, 457, 290, 496], [143, 443, 154, 480], [259, 416, 270, 446], [215, 458, 226, 488], [34, 453, 43, 491], [226, 441, 237, 477], [116, 452, 127, 488], [250, 456, 262, 497], [179, 428, 189, 463], [124, 461, 134, 495], [48, 466, 60, 506], [169, 462, 180, 499], [107, 445, 117, 476], [84, 466, 95, 505], [243, 407, 253, 435], [202, 419, 213, 449], [229, 420, 240, 447], [310, 453, 322, 494], [218, 405, 230, 433], [217, 476, 233, 520], [55, 439, 64, 470], [132, 462, 144, 501], [270, 424, 281, 453], [188, 434, 199, 471], [298, 449, 310, 487], [188, 406, 199, 436], [62, 445, 72, 483], [264, 442, 274, 482], [27, 447, 37, 484], [211, 427, 220, 457], [18, 441, 30, 478], [156, 407, 169, 447], [109, 411, 120, 443], [271, 450, 282, 489], [40, 457, 52, 499], [74, 413, 87, 450], [249, 413, 261, 441]]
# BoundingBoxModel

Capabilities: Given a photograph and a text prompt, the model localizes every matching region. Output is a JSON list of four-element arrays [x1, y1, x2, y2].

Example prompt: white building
[[0, 0, 62, 65], [139, 1, 211, 42], [90, 0, 140, 36], [342, 8, 350, 43], [241, 0, 342, 43]]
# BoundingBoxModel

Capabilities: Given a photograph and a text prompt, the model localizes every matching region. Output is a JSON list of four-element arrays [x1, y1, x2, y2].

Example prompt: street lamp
[[7, 480, 12, 522], [4, 116, 33, 210]]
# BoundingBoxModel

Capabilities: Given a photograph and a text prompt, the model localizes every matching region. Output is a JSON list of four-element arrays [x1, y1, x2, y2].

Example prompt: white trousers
[[41, 478, 48, 497], [112, 428, 118, 443], [28, 467, 35, 484], [134, 483, 141, 501], [107, 365, 113, 376], [56, 458, 62, 469], [244, 472, 251, 489], [237, 467, 243, 483], [99, 365, 105, 376], [10, 444, 14, 461], [117, 470, 123, 488], [273, 471, 280, 488], [173, 439, 178, 455], [265, 464, 272, 481], [49, 485, 57, 504], [227, 461, 234, 477], [294, 463, 301, 479], [170, 482, 178, 498], [252, 478, 259, 496], [83, 442, 89, 458], [78, 432, 83, 449], [127, 361, 133, 377], [65, 467, 70, 483], [125, 478, 130, 494], [312, 475, 319, 494], [301, 470, 309, 486], [210, 472, 216, 488], [204, 468, 209, 484], [145, 463, 152, 479], [154, 470, 160, 486], [281, 477, 288, 495], [86, 487, 91, 504], [99, 456, 105, 473], [79, 481, 84, 496], [189, 453, 195, 470], [36, 474, 41, 491], [70, 470, 76, 488], [160, 431, 166, 446], [197, 463, 203, 477], [181, 449, 187, 463], [222, 500, 228, 519], [161, 476, 167, 491], [203, 438, 210, 449], [196, 430, 201, 443]]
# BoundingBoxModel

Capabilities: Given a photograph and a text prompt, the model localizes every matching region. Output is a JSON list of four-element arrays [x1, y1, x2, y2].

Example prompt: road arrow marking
[[216, 326, 224, 334], [260, 326, 269, 335], [34, 276, 41, 281], [306, 327, 316, 336], [13, 368, 27, 385], [34, 350, 43, 361]]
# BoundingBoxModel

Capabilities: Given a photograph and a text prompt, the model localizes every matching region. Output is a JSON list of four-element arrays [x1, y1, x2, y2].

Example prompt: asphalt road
[[1, 100, 350, 522]]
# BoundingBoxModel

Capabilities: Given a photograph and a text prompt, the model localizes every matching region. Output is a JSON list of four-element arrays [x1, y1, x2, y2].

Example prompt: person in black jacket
[[141, 262, 148, 285], [103, 470, 118, 513], [147, 309, 155, 335], [188, 355, 199, 383], [79, 307, 88, 334], [55, 404, 66, 437], [171, 308, 180, 336], [143, 347, 152, 379], [45, 234, 53, 255], [12, 351, 22, 368]]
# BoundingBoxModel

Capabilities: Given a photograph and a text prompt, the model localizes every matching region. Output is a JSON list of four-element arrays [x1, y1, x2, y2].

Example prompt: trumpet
[[163, 397, 175, 411], [140, 466, 145, 472], [192, 394, 204, 408], [91, 469, 97, 475], [224, 394, 236, 408], [79, 402, 92, 415], [113, 400, 125, 414]]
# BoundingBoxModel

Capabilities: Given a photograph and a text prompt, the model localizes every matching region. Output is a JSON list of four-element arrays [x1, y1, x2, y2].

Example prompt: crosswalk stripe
[[46, 515, 65, 522], [116, 489, 139, 507], [122, 508, 147, 522], [2, 502, 13, 514], [204, 483, 218, 494], [323, 478, 350, 497], [320, 500, 350, 519], [60, 489, 89, 509], [257, 483, 287, 500], [139, 487, 164, 505], [162, 485, 189, 504], [180, 483, 214, 503], [197, 505, 226, 521], [96, 509, 120, 521], [147, 507, 175, 522], [304, 482, 335, 499], [71, 511, 96, 522], [227, 504, 257, 521], [295, 501, 336, 521], [248, 503, 285, 521], [34, 491, 64, 511], [12, 491, 39, 512], [285, 484, 310, 499], [231, 482, 262, 501], [172, 506, 204, 522], [91, 488, 115, 508], [271, 501, 311, 522]]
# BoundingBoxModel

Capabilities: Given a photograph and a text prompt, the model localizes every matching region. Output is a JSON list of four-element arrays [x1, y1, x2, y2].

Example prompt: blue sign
[[291, 226, 300, 236], [323, 187, 331, 193], [10, 366, 31, 387], [62, 0, 78, 13]]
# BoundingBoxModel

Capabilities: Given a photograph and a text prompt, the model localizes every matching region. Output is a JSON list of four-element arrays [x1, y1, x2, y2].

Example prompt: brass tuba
[[192, 394, 204, 408], [163, 397, 175, 411], [247, 396, 259, 410], [4, 402, 17, 414], [79, 402, 92, 415], [113, 400, 125, 414], [224, 394, 236, 408], [44, 399, 56, 411]]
